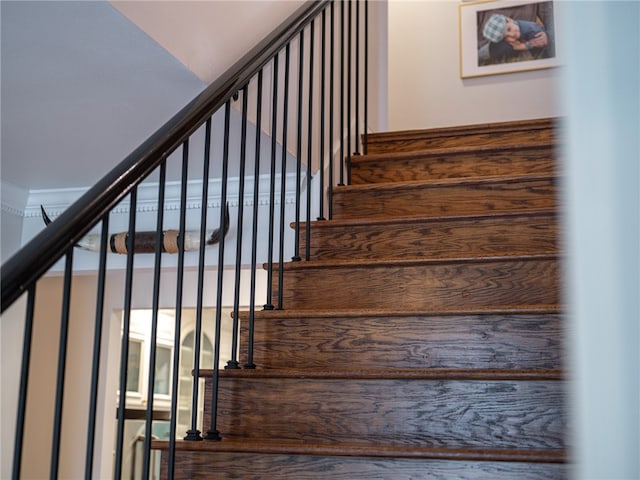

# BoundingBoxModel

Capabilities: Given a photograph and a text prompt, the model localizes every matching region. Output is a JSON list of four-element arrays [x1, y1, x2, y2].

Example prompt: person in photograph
[[483, 13, 548, 61], [476, 2, 555, 66]]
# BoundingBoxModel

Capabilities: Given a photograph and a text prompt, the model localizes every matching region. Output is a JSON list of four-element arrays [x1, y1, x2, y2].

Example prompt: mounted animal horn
[[41, 204, 230, 254]]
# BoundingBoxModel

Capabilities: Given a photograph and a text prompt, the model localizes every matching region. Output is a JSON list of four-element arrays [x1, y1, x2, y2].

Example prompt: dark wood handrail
[[1, 0, 329, 312]]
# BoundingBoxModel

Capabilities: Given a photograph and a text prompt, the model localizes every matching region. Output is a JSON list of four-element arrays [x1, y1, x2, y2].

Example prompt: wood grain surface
[[365, 118, 557, 154], [205, 375, 566, 450], [332, 175, 558, 220], [273, 255, 560, 310], [298, 211, 559, 261], [239, 310, 563, 370], [161, 448, 566, 480], [351, 142, 556, 184]]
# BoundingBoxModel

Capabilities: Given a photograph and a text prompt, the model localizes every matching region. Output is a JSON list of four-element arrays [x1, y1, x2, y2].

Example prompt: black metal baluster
[[228, 85, 249, 370], [168, 141, 190, 477], [246, 70, 263, 369], [339, 0, 345, 186], [364, 0, 369, 155], [306, 20, 315, 261], [185, 128, 208, 442], [264, 54, 280, 309], [12, 284, 36, 480], [84, 215, 109, 480], [142, 159, 167, 480], [278, 44, 291, 310], [206, 102, 231, 441], [355, 0, 360, 156], [114, 188, 138, 479], [318, 8, 327, 222], [347, 0, 353, 168], [50, 248, 73, 480], [329, 1, 335, 218], [293, 30, 305, 261]]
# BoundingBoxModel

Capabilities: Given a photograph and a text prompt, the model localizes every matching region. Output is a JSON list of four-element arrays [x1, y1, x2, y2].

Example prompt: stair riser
[[162, 451, 567, 480], [299, 214, 559, 261], [240, 314, 563, 370], [350, 146, 556, 184], [366, 123, 556, 154], [332, 178, 557, 220], [274, 258, 560, 310], [205, 378, 566, 450]]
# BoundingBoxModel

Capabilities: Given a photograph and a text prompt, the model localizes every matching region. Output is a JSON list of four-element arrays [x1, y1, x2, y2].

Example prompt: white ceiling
[[0, 0, 303, 192]]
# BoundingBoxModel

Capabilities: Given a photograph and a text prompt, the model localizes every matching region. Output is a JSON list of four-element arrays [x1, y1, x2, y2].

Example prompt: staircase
[[157, 118, 567, 478]]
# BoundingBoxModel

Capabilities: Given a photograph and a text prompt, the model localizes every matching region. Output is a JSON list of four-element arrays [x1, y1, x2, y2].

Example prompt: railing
[[0, 0, 370, 478]]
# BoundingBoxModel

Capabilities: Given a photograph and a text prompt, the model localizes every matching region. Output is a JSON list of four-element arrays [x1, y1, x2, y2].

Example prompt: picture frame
[[459, 0, 560, 78]]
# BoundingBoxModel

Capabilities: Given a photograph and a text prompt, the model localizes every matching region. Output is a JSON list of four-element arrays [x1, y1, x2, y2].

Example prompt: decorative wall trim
[[1, 203, 25, 218], [1, 180, 29, 218], [22, 172, 307, 220]]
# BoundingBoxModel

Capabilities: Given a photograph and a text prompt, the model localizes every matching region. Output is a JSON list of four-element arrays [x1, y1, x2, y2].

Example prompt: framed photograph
[[459, 0, 560, 78]]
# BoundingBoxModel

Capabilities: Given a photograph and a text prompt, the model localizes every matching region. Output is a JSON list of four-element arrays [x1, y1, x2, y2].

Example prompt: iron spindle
[[206, 102, 232, 441], [306, 20, 315, 261], [114, 187, 138, 480], [339, 0, 345, 186], [246, 70, 264, 369], [50, 249, 74, 480], [185, 130, 207, 442], [12, 285, 36, 480], [355, 0, 360, 156], [293, 30, 305, 261], [318, 8, 327, 221], [364, 0, 369, 154], [168, 141, 190, 476], [228, 85, 250, 369], [84, 215, 109, 480], [347, 0, 353, 166], [142, 159, 168, 480], [329, 1, 335, 218], [264, 54, 280, 309], [277, 44, 291, 310]]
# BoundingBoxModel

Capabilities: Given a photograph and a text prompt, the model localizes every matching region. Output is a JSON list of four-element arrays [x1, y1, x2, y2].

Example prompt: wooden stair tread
[[365, 118, 558, 154], [352, 139, 556, 164], [272, 253, 560, 271], [241, 304, 564, 319], [335, 173, 558, 193], [298, 209, 558, 229], [153, 439, 567, 463], [203, 368, 564, 381], [366, 118, 556, 143]]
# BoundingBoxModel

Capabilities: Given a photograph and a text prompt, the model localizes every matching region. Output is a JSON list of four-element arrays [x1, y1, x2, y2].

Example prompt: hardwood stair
[[298, 211, 559, 261], [364, 118, 557, 154], [332, 175, 558, 220], [349, 141, 556, 184], [239, 307, 563, 371], [157, 118, 567, 478]]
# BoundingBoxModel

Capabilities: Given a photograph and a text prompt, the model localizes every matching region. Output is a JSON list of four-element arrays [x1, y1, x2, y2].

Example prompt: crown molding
[[1, 180, 29, 218], [21, 172, 306, 220]]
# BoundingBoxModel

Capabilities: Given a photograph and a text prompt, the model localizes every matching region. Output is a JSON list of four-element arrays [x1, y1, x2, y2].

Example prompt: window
[[126, 339, 142, 393], [154, 345, 172, 396]]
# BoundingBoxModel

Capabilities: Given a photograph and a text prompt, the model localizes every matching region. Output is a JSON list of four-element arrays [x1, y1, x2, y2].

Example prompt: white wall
[[111, 1, 306, 85], [387, 0, 562, 130]]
